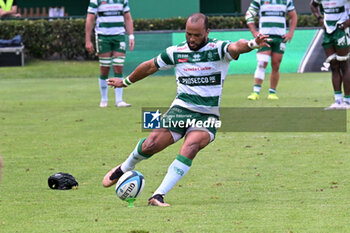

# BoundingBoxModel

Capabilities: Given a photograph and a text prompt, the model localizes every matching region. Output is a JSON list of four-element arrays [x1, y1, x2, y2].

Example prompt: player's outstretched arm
[[227, 34, 270, 59], [107, 59, 159, 88]]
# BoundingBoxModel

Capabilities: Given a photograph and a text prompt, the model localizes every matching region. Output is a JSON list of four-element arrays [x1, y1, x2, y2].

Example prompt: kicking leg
[[102, 129, 174, 187]]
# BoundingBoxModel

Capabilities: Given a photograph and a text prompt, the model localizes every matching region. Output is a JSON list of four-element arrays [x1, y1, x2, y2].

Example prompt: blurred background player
[[103, 13, 270, 206], [310, 0, 350, 110], [0, 0, 21, 18], [245, 0, 297, 100], [85, 0, 134, 108]]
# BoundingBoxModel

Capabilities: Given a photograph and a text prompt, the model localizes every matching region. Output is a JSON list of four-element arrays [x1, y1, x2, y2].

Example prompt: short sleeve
[[154, 47, 175, 70], [87, 0, 98, 14], [287, 0, 296, 12], [250, 0, 260, 10], [124, 0, 130, 13]]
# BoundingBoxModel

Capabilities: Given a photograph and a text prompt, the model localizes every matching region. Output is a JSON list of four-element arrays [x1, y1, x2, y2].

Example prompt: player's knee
[[271, 62, 281, 71], [112, 56, 125, 67], [338, 60, 348, 71], [336, 55, 349, 71], [254, 54, 270, 80], [330, 60, 340, 72], [254, 61, 267, 80], [99, 57, 112, 67]]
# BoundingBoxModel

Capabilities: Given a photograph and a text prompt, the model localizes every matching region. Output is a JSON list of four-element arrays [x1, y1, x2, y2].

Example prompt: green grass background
[[0, 61, 349, 233]]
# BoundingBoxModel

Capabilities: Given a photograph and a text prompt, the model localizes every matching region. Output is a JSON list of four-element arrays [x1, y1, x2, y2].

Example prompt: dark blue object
[[0, 35, 23, 47]]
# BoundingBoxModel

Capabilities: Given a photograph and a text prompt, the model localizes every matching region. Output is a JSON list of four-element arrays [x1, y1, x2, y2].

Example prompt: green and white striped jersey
[[248, 0, 295, 36], [154, 39, 235, 117], [87, 0, 130, 35], [314, 0, 350, 34]]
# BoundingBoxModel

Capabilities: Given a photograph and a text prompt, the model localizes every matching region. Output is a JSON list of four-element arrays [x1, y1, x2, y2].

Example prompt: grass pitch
[[0, 60, 349, 233]]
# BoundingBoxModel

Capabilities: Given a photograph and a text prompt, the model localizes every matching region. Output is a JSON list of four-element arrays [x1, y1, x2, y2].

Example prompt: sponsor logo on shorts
[[337, 36, 347, 46]]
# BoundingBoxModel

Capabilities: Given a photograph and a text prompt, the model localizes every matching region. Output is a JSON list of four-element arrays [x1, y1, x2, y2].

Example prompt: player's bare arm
[[85, 13, 96, 54], [283, 10, 297, 43], [124, 12, 135, 51], [227, 35, 270, 59], [245, 6, 260, 38], [107, 59, 159, 87], [310, 0, 324, 26], [0, 5, 20, 17]]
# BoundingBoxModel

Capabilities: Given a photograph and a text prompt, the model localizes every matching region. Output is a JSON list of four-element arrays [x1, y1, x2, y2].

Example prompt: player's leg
[[248, 50, 271, 100], [112, 38, 131, 107], [335, 46, 350, 108], [98, 52, 112, 107], [102, 128, 175, 187], [97, 35, 113, 107], [149, 130, 211, 206], [324, 46, 344, 109], [267, 52, 283, 100]]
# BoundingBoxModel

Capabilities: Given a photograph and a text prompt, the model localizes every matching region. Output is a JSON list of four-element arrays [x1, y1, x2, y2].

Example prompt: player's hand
[[252, 31, 260, 38], [129, 39, 135, 51], [85, 41, 94, 54], [282, 32, 294, 43], [107, 78, 125, 88], [255, 33, 271, 48], [338, 19, 350, 30], [317, 17, 325, 29]]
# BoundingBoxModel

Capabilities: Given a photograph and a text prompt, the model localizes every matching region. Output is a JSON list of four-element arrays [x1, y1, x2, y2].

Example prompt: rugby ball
[[115, 170, 145, 200]]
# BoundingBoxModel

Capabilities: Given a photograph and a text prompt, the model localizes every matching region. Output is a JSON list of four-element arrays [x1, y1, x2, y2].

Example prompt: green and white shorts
[[96, 34, 126, 54], [322, 27, 350, 49], [161, 105, 219, 143], [258, 35, 286, 54]]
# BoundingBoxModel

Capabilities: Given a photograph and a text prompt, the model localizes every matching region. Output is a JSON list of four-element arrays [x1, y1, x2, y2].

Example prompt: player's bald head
[[187, 13, 208, 30]]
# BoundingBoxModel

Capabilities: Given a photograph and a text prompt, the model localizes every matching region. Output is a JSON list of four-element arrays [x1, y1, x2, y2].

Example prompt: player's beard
[[187, 37, 208, 51]]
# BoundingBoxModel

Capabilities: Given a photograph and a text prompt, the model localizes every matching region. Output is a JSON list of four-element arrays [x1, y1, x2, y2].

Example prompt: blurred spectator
[[49, 7, 64, 18], [0, 0, 21, 18]]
